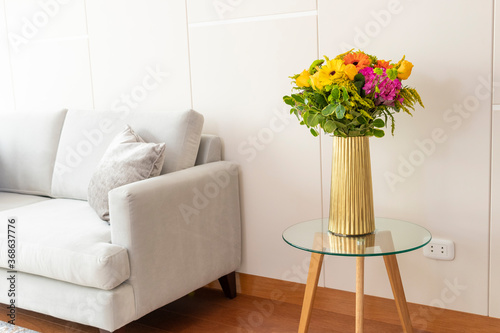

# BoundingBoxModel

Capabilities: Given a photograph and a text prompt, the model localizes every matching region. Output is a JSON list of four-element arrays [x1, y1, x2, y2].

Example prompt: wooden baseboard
[[208, 272, 500, 333]]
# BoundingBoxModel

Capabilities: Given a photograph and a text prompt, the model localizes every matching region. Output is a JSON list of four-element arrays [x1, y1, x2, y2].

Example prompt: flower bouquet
[[283, 50, 424, 236], [283, 50, 423, 138]]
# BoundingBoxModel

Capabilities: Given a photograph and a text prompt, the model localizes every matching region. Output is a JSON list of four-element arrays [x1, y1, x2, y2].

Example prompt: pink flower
[[359, 67, 402, 106]]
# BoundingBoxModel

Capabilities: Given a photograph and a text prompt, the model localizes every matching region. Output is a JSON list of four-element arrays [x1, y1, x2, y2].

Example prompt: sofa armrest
[[108, 161, 241, 319]]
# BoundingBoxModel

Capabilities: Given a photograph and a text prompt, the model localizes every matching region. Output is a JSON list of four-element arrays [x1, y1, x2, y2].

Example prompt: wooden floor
[[6, 274, 500, 333]]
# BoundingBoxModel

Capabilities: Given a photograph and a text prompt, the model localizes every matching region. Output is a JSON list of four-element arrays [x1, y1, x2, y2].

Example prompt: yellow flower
[[295, 70, 310, 87], [318, 59, 345, 86], [397, 60, 414, 80], [344, 64, 358, 80], [310, 70, 324, 90]]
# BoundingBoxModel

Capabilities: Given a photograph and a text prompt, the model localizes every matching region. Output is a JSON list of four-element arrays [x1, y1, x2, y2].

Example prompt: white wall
[[0, 0, 498, 318]]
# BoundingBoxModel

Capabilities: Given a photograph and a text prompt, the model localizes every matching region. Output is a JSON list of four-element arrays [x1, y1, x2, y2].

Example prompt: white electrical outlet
[[423, 238, 455, 260]]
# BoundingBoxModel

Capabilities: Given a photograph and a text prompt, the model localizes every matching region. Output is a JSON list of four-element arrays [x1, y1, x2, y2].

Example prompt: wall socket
[[423, 238, 455, 260]]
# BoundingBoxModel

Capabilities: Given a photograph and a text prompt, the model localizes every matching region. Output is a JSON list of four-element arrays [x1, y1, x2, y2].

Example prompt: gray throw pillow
[[88, 125, 166, 221]]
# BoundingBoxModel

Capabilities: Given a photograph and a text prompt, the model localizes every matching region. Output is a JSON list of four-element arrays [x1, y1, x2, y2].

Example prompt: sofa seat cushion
[[0, 199, 130, 290], [0, 192, 51, 211]]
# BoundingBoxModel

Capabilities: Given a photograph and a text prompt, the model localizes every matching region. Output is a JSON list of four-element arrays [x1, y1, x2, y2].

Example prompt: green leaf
[[375, 86, 380, 93], [353, 74, 366, 97], [349, 130, 361, 136], [350, 109, 360, 117], [335, 104, 346, 119], [323, 120, 337, 133], [302, 111, 309, 124], [350, 118, 360, 126], [322, 104, 336, 116], [342, 87, 349, 101], [373, 119, 385, 128], [331, 87, 340, 101], [283, 96, 295, 106], [291, 94, 304, 104], [336, 130, 347, 137], [307, 113, 321, 127], [310, 128, 319, 136], [334, 120, 347, 128], [356, 116, 367, 124], [314, 93, 327, 107], [354, 73, 364, 81], [308, 59, 324, 74], [373, 128, 385, 138]]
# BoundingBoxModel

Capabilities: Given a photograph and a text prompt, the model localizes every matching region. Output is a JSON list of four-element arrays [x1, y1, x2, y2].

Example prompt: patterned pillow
[[88, 125, 166, 221]]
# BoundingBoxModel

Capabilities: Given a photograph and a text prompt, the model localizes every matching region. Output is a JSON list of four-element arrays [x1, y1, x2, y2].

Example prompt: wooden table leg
[[356, 257, 364, 333], [298, 252, 324, 333], [383, 254, 414, 333]]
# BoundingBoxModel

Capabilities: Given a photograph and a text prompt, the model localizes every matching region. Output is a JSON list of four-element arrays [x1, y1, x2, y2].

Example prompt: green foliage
[[308, 59, 324, 74]]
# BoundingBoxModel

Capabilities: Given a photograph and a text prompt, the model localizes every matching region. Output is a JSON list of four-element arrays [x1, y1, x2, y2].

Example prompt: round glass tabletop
[[282, 218, 432, 257]]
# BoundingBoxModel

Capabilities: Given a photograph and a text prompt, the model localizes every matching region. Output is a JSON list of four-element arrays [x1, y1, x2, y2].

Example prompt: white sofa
[[0, 109, 241, 332]]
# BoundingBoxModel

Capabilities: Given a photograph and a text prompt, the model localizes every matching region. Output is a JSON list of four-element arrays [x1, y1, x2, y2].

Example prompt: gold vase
[[328, 136, 375, 236], [328, 232, 376, 254]]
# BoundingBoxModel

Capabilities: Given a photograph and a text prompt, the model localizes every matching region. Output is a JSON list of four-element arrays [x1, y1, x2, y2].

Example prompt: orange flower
[[375, 60, 393, 69], [343, 52, 371, 70]]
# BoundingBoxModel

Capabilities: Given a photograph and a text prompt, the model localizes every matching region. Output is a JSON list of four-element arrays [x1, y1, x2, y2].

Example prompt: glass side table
[[282, 217, 431, 333]]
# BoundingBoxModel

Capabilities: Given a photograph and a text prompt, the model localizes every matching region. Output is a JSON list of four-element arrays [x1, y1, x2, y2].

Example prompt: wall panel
[[86, 0, 191, 112], [189, 15, 323, 282], [0, 0, 15, 111]]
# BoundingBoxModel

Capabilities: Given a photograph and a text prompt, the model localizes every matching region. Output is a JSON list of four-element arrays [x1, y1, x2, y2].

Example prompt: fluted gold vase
[[328, 136, 375, 236]]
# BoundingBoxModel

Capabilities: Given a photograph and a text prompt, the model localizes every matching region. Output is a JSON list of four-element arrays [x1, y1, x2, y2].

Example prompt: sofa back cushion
[[51, 109, 204, 200], [0, 109, 68, 196]]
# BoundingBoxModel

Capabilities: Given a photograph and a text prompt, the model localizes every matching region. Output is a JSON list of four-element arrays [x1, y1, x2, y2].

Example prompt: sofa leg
[[218, 271, 237, 299]]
